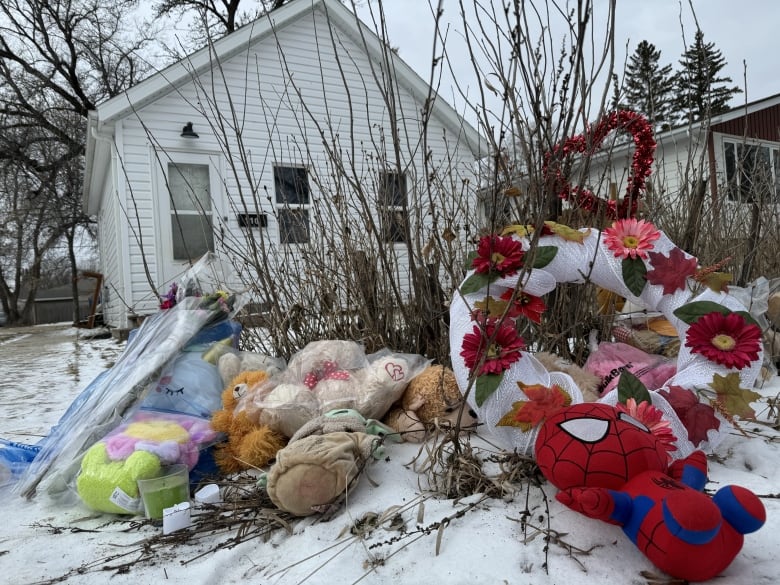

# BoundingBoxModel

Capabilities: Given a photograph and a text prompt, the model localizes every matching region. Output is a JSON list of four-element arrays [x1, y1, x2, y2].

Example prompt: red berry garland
[[544, 110, 656, 219]]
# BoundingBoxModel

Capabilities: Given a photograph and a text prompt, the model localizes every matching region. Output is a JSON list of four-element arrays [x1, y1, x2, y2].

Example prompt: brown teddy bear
[[384, 356, 602, 443], [384, 364, 478, 442], [533, 351, 601, 402], [210, 370, 287, 474]]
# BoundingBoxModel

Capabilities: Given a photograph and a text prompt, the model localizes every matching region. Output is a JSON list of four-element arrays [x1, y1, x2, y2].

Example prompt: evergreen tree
[[623, 41, 677, 129], [675, 30, 742, 121]]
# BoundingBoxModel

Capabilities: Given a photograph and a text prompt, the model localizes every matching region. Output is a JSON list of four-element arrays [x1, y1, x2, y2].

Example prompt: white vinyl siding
[[93, 4, 478, 325]]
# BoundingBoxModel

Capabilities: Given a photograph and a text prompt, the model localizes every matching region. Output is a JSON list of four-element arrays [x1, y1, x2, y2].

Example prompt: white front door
[[156, 151, 224, 288]]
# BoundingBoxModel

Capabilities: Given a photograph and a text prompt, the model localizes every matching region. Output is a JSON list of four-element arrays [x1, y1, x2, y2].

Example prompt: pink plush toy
[[104, 410, 218, 468]]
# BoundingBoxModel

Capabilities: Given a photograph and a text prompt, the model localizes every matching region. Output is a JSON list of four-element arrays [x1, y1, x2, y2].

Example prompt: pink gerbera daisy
[[499, 289, 546, 324], [685, 311, 762, 370], [616, 398, 678, 455], [603, 218, 660, 259], [471, 235, 525, 277], [460, 322, 525, 375]]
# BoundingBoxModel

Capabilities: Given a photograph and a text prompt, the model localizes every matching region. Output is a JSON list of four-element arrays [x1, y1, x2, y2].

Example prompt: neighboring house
[[83, 0, 483, 330], [590, 94, 780, 215]]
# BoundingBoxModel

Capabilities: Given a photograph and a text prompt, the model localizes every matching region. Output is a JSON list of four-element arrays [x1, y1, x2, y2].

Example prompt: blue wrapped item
[[0, 440, 41, 488]]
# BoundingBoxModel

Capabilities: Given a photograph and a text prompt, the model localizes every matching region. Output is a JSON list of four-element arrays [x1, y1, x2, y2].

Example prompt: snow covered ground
[[0, 324, 777, 585]]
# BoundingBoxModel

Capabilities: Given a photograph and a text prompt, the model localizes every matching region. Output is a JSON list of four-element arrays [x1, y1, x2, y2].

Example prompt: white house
[[83, 0, 483, 330]]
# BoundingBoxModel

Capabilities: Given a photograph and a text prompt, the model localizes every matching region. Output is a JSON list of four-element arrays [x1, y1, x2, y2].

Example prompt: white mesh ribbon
[[449, 228, 763, 457]]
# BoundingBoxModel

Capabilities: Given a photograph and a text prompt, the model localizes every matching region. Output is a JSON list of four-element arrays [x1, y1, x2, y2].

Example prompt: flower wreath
[[449, 219, 764, 458], [543, 110, 656, 219]]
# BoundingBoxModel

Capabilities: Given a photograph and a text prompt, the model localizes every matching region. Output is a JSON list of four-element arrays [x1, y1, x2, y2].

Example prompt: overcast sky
[[356, 0, 779, 120]]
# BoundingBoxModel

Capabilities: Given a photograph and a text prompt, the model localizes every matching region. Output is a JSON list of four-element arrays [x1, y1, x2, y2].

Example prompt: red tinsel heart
[[544, 110, 656, 219]]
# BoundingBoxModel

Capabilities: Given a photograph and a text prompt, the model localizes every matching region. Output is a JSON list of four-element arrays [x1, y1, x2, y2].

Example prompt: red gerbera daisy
[[460, 321, 525, 375], [499, 289, 546, 323], [603, 218, 660, 260], [471, 235, 525, 277], [616, 398, 678, 456], [685, 311, 762, 370]]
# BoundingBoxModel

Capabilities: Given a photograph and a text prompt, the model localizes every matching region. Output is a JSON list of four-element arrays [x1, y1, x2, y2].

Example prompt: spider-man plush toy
[[535, 403, 765, 582]]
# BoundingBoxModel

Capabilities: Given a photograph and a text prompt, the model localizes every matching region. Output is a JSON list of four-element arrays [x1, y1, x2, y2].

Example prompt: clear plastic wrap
[[14, 254, 246, 501], [75, 409, 220, 514], [236, 340, 430, 438]]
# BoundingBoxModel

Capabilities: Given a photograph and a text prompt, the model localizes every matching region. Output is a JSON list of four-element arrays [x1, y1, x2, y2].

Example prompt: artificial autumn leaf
[[658, 385, 720, 447], [596, 287, 625, 314], [673, 301, 731, 325], [699, 271, 732, 293], [622, 256, 647, 297], [695, 256, 733, 291], [502, 224, 534, 238], [543, 221, 590, 243], [475, 373, 503, 407], [617, 370, 652, 405], [473, 296, 511, 320], [646, 248, 698, 294], [683, 402, 722, 447], [709, 372, 762, 420], [702, 272, 734, 292], [496, 383, 571, 430]]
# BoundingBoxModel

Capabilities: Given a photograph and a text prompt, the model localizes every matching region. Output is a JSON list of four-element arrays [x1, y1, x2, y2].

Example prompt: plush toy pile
[[233, 340, 428, 440]]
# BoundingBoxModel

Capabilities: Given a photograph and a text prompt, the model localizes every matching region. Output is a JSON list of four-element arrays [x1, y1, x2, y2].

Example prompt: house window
[[168, 162, 214, 260], [478, 188, 513, 230], [379, 171, 407, 243], [723, 139, 780, 203], [274, 165, 310, 244]]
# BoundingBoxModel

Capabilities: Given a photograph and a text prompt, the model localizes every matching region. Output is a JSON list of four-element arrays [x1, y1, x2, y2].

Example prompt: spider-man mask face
[[534, 402, 669, 490]]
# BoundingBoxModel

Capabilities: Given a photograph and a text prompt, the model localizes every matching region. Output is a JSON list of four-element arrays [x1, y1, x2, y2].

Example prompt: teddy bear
[[265, 409, 388, 516], [533, 351, 601, 402], [216, 350, 285, 388], [239, 340, 428, 439], [535, 402, 766, 582], [384, 364, 479, 442], [209, 369, 287, 475]]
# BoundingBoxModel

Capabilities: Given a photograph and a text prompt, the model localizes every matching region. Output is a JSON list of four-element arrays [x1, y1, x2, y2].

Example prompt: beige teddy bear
[[384, 364, 478, 442]]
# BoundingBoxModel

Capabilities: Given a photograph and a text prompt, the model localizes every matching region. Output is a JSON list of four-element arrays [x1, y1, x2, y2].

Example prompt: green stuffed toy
[[76, 442, 161, 514]]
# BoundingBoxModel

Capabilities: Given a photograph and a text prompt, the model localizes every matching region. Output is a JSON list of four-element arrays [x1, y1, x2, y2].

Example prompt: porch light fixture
[[181, 122, 199, 138]]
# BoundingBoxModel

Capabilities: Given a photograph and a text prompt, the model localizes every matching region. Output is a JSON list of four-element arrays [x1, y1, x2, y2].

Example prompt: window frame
[[273, 165, 311, 244], [379, 170, 408, 244], [720, 135, 780, 204], [166, 161, 215, 262]]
